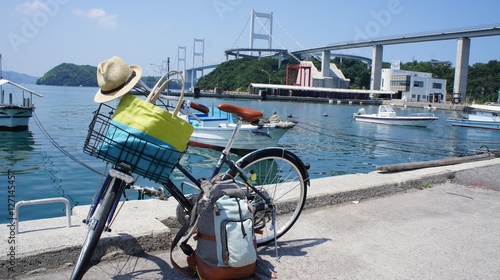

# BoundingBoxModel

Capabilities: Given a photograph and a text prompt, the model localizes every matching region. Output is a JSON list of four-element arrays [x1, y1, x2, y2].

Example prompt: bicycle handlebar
[[159, 95, 209, 114], [190, 101, 209, 114]]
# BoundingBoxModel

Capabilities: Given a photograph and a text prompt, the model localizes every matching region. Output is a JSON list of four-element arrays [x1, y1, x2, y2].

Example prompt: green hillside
[[35, 63, 179, 89], [198, 57, 500, 103], [34, 58, 500, 103], [196, 57, 297, 91], [37, 63, 97, 87]]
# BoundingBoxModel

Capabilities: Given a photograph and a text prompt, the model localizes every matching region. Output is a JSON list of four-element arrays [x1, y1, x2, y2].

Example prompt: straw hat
[[94, 56, 142, 103]]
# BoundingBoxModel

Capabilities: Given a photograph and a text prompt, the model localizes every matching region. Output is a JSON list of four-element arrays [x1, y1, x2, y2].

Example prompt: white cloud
[[16, 0, 46, 15], [73, 8, 117, 29]]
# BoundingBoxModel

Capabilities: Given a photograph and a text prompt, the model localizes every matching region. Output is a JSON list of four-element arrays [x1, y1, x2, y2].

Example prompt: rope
[[294, 121, 479, 158], [32, 111, 103, 175]]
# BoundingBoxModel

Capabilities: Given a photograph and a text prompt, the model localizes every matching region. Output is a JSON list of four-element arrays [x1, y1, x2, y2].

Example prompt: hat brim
[[94, 65, 143, 103]]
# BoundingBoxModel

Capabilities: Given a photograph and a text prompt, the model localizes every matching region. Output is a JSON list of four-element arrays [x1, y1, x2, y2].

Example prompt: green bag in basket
[[98, 73, 193, 182], [112, 93, 193, 152]]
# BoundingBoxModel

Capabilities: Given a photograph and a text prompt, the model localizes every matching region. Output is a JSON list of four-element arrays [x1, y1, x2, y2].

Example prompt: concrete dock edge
[[1, 157, 499, 278]]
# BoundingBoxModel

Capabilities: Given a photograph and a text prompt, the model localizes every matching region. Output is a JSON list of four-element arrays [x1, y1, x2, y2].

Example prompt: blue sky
[[1, 0, 499, 77]]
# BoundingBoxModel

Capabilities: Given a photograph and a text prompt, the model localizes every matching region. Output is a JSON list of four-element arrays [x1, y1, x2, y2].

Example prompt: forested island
[[36, 58, 500, 103], [35, 63, 172, 89], [36, 63, 97, 87]]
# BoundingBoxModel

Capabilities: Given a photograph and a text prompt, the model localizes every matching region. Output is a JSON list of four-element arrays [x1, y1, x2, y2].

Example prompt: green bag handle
[[146, 70, 185, 116]]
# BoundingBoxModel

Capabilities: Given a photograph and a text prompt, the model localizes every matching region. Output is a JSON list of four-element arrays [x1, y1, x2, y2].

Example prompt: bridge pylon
[[250, 10, 273, 50], [177, 45, 187, 79], [190, 38, 205, 90]]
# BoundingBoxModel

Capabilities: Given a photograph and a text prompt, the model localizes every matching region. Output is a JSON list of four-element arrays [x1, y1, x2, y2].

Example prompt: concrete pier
[[1, 157, 499, 279]]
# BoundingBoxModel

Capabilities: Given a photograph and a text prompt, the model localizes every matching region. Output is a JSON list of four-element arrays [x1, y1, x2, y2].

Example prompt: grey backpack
[[172, 177, 257, 280]]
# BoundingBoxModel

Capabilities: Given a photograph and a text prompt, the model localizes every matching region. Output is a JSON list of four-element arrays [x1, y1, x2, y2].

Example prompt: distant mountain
[[37, 63, 98, 87], [0, 71, 39, 84]]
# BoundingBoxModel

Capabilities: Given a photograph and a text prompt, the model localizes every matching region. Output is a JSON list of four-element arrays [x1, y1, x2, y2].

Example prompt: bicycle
[[70, 72, 310, 280]]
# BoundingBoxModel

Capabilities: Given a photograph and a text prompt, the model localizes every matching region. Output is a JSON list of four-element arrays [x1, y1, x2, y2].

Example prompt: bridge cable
[[253, 15, 283, 49], [253, 15, 302, 62], [273, 16, 304, 49], [231, 16, 251, 49]]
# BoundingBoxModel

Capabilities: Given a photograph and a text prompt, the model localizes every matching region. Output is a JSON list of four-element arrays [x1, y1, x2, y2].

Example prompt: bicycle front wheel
[[234, 148, 309, 246], [71, 177, 123, 280]]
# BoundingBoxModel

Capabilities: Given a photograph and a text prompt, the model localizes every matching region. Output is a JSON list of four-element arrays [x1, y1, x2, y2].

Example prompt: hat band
[[101, 71, 137, 95]]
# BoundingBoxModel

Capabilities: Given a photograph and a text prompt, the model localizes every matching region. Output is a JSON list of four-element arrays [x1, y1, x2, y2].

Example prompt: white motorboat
[[182, 101, 295, 151], [134, 80, 295, 151], [353, 104, 438, 127], [447, 104, 500, 130], [0, 79, 43, 130]]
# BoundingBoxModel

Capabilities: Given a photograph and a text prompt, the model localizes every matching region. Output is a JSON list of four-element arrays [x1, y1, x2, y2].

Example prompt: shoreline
[[164, 90, 467, 111]]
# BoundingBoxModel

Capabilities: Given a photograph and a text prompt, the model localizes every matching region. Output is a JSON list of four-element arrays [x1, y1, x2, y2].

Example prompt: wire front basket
[[83, 103, 184, 183]]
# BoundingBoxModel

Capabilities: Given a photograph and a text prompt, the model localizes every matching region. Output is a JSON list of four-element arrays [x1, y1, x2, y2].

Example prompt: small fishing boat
[[0, 54, 42, 130], [447, 104, 500, 130], [181, 101, 295, 151], [0, 79, 43, 130], [353, 104, 438, 127]]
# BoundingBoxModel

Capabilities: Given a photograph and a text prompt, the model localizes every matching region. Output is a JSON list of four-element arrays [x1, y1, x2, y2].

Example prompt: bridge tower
[[177, 46, 187, 78], [191, 38, 205, 90], [250, 10, 273, 50]]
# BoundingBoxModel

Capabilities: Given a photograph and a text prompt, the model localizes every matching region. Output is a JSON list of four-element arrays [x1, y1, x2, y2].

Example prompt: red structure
[[286, 64, 311, 87]]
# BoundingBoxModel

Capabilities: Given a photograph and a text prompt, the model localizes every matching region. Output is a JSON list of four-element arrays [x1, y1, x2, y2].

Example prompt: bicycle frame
[[165, 118, 274, 214], [73, 73, 309, 280], [83, 168, 134, 231], [85, 116, 274, 232]]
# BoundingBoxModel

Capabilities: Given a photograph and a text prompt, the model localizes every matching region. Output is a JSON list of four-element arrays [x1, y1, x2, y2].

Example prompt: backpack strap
[[170, 218, 197, 277], [170, 192, 202, 277], [196, 232, 216, 241]]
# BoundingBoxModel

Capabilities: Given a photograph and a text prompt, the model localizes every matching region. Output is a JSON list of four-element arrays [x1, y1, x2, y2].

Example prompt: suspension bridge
[[170, 10, 500, 102]]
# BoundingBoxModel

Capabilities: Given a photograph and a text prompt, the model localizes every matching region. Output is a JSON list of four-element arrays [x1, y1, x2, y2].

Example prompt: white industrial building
[[380, 65, 447, 103]]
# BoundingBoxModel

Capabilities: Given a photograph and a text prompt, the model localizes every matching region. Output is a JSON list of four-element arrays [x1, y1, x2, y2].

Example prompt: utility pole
[[167, 57, 170, 92], [497, 83, 500, 104], [261, 69, 271, 84]]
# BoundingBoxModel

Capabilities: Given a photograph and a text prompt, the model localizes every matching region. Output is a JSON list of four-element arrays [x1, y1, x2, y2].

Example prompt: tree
[[333, 58, 371, 89], [196, 57, 289, 91], [37, 63, 97, 86], [466, 60, 500, 103]]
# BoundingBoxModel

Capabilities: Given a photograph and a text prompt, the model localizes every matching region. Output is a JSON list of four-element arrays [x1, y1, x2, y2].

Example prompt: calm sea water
[[1, 85, 498, 221]]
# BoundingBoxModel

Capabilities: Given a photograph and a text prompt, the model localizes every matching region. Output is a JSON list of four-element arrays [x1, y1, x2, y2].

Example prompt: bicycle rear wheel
[[234, 148, 309, 246], [70, 177, 124, 280]]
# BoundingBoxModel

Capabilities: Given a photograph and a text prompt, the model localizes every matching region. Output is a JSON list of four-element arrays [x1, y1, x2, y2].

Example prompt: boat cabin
[[377, 105, 397, 117]]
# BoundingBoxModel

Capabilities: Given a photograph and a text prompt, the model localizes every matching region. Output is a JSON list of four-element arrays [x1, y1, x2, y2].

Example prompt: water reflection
[[0, 130, 39, 175]]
